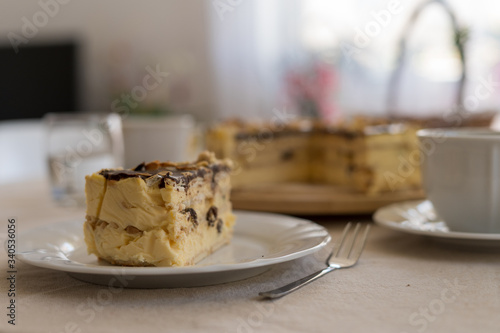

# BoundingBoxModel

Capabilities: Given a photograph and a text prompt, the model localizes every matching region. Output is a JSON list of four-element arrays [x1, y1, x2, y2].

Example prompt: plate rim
[[16, 210, 331, 276], [373, 200, 500, 241]]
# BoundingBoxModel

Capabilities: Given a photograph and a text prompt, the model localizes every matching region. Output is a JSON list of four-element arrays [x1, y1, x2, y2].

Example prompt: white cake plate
[[16, 211, 330, 288], [374, 200, 500, 248]]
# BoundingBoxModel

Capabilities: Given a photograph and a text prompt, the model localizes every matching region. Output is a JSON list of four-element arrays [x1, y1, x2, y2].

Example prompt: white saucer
[[373, 200, 500, 248], [16, 211, 330, 288]]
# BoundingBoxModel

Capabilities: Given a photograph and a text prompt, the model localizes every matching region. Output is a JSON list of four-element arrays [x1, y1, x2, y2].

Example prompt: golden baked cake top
[[209, 116, 413, 139], [98, 151, 232, 190]]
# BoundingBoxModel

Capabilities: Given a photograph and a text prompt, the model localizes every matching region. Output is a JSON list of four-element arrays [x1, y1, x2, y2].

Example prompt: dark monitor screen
[[0, 41, 78, 121]]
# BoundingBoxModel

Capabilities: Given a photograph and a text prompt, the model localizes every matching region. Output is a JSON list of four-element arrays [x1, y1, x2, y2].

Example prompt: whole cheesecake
[[84, 151, 235, 267], [206, 118, 421, 194]]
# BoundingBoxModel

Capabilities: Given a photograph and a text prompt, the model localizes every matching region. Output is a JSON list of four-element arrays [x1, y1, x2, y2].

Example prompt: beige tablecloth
[[1, 180, 499, 333]]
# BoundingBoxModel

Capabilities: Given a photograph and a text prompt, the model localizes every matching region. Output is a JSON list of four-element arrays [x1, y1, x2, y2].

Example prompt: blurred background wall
[[1, 0, 500, 120], [0, 0, 216, 119]]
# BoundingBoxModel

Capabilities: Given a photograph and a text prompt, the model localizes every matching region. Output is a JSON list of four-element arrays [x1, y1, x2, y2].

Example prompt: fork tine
[[259, 222, 371, 298], [346, 223, 362, 259], [350, 224, 371, 262], [331, 222, 352, 259]]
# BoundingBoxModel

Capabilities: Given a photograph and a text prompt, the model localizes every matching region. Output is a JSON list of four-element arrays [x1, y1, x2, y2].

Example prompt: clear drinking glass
[[44, 113, 124, 206]]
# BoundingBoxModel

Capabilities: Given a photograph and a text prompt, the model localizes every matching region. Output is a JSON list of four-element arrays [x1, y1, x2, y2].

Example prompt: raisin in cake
[[84, 151, 235, 267]]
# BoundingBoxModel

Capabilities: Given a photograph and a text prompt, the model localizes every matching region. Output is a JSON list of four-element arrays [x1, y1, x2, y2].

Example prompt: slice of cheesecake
[[84, 151, 235, 267]]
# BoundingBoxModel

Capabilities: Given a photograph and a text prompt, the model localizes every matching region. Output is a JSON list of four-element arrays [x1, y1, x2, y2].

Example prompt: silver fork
[[259, 223, 371, 299]]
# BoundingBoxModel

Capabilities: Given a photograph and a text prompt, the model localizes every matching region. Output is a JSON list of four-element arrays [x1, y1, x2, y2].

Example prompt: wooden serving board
[[231, 183, 425, 215]]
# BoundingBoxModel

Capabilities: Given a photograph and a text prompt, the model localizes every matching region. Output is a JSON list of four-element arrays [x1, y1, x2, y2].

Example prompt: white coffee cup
[[417, 128, 500, 233]]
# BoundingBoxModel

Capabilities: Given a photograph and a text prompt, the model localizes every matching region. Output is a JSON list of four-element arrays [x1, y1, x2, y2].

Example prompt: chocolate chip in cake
[[125, 225, 142, 234], [165, 172, 182, 184], [96, 220, 108, 228], [206, 206, 218, 227], [133, 162, 147, 172], [216, 219, 223, 233], [281, 149, 295, 161], [183, 208, 198, 227]]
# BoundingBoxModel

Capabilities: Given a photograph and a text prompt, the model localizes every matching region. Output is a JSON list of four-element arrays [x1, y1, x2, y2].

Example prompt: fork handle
[[259, 266, 338, 299]]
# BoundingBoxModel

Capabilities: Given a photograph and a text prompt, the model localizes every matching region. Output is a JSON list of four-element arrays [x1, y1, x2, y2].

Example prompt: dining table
[[1, 178, 499, 333]]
